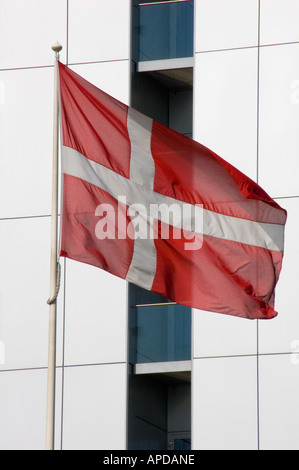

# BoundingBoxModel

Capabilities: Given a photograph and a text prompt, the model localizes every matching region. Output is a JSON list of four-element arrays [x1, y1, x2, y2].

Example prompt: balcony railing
[[138, 0, 194, 62], [135, 303, 191, 364]]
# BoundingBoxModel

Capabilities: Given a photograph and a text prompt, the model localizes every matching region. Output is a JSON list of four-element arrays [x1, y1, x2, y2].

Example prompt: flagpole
[[45, 41, 62, 451]]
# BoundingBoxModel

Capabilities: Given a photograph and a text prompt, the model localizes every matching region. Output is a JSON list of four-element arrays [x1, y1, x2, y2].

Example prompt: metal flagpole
[[45, 41, 62, 451]]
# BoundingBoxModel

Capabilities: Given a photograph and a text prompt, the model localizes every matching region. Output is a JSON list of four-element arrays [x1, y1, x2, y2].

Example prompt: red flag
[[58, 62, 287, 320]]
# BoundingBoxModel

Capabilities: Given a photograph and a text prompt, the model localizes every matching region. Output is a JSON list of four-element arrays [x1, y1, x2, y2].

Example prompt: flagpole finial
[[52, 41, 62, 59]]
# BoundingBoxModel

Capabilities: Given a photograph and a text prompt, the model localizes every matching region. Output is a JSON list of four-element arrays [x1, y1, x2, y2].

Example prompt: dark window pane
[[136, 303, 191, 363], [174, 438, 191, 450], [139, 1, 194, 61]]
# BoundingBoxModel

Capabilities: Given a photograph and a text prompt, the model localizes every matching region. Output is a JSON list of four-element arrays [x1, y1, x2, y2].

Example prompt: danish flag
[[58, 62, 287, 320]]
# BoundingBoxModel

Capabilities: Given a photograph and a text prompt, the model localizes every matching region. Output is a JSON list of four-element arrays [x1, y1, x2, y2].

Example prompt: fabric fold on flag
[[58, 61, 287, 320]]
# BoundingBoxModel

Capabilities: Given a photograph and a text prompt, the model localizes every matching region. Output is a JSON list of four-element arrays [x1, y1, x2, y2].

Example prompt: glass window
[[139, 0, 194, 62], [171, 438, 191, 450], [174, 438, 191, 450], [136, 303, 191, 363], [139, 0, 189, 4], [129, 284, 191, 364], [168, 432, 191, 450]]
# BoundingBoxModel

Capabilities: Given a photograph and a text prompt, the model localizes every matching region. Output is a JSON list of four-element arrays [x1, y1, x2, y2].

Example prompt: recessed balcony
[[138, 0, 194, 65]]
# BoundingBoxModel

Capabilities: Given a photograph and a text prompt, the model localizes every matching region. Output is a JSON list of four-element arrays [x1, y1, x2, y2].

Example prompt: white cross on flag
[[58, 62, 287, 320]]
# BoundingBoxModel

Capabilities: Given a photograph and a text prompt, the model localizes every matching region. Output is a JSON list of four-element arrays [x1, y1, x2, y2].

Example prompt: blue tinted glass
[[136, 303, 191, 363], [139, 1, 194, 61], [174, 438, 191, 450]]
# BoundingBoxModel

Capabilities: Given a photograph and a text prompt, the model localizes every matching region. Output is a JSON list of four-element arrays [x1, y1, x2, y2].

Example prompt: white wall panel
[[195, 0, 259, 52], [193, 48, 258, 181], [192, 356, 258, 450], [0, 368, 47, 450], [62, 363, 127, 449], [70, 60, 130, 105], [258, 198, 299, 354], [259, 354, 299, 450], [68, 0, 131, 64], [0, 68, 54, 218], [260, 0, 299, 46], [0, 0, 67, 69], [258, 43, 299, 198], [0, 217, 58, 371], [64, 259, 127, 366], [193, 309, 257, 358], [0, 0, 298, 453]]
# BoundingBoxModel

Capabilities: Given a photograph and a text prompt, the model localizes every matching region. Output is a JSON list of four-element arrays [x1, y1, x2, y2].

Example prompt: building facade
[[0, 0, 299, 450]]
